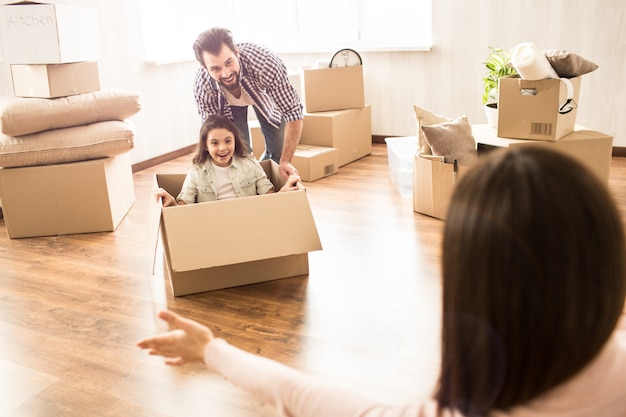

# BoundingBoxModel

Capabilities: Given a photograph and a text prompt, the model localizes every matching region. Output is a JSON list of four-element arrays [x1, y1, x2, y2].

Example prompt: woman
[[139, 146, 626, 416]]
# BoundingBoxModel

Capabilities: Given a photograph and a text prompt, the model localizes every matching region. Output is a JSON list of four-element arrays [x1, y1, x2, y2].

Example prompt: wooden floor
[[1, 143, 625, 417]]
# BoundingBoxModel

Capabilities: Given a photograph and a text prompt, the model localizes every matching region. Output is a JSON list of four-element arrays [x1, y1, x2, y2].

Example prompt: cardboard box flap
[[162, 191, 322, 272]]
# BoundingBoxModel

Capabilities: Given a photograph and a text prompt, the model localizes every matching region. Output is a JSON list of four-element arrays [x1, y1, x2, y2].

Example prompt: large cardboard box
[[151, 160, 322, 296], [385, 136, 417, 198], [0, 153, 135, 238], [413, 155, 466, 220], [497, 75, 581, 141], [292, 144, 339, 182], [11, 61, 100, 98], [301, 65, 365, 112], [300, 105, 372, 167], [0, 2, 100, 64], [473, 124, 613, 184]]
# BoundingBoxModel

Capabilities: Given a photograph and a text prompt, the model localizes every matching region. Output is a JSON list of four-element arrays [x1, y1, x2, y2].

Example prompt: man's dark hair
[[192, 27, 237, 68]]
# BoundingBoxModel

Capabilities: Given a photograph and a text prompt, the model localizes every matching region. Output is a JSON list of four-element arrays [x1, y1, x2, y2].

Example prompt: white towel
[[510, 42, 559, 80]]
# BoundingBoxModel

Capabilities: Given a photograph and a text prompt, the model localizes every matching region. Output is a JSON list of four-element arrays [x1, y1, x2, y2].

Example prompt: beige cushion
[[421, 116, 477, 166], [0, 120, 134, 168], [544, 49, 599, 78], [413, 105, 452, 155], [0, 89, 141, 136]]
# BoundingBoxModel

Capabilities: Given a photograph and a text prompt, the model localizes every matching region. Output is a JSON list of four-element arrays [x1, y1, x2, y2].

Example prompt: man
[[192, 27, 303, 178]]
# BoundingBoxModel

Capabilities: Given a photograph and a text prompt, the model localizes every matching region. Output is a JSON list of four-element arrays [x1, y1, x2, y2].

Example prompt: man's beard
[[219, 72, 240, 91]]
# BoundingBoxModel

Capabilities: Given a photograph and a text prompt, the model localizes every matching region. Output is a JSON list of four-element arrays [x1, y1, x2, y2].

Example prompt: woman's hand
[[279, 174, 302, 192], [137, 310, 214, 365]]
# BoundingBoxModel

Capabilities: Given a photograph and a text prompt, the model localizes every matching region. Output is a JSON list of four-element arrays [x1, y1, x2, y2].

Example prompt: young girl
[[155, 115, 300, 206]]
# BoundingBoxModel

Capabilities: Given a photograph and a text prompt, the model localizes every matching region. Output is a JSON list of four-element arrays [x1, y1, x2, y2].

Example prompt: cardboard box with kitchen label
[[151, 160, 323, 296], [0, 2, 100, 64]]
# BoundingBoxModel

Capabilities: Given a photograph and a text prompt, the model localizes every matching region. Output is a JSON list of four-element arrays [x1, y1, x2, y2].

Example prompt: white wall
[[1, 0, 624, 166]]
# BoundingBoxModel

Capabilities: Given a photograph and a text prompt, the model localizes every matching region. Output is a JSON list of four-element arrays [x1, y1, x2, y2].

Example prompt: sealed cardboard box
[[292, 144, 339, 182], [0, 2, 100, 64], [413, 155, 466, 220], [301, 65, 365, 112], [11, 61, 100, 98], [473, 124, 613, 184], [497, 75, 581, 141], [300, 105, 372, 167], [151, 160, 322, 296], [0, 153, 135, 238], [385, 136, 417, 198]]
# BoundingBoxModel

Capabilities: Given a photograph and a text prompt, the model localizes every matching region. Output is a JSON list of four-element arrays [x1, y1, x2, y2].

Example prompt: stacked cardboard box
[[0, 2, 101, 98], [295, 64, 372, 180], [0, 2, 136, 238]]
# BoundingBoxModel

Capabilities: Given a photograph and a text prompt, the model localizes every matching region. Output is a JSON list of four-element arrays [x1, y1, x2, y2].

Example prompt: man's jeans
[[231, 105, 285, 163]]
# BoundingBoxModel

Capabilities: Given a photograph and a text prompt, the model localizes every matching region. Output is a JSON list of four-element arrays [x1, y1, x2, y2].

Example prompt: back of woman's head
[[436, 146, 626, 416], [192, 115, 250, 165]]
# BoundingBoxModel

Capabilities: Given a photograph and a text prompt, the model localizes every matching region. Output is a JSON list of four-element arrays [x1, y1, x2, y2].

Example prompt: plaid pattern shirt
[[193, 43, 303, 128]]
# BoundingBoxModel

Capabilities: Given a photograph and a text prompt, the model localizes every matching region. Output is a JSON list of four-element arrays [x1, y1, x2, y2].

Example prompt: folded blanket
[[510, 42, 559, 80]]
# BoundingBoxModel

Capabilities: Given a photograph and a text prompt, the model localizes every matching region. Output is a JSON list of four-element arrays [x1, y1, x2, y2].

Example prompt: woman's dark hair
[[436, 146, 626, 416], [192, 27, 237, 68], [192, 115, 250, 165]]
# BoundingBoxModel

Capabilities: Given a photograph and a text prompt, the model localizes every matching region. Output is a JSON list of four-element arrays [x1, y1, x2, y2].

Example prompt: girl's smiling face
[[206, 127, 235, 167]]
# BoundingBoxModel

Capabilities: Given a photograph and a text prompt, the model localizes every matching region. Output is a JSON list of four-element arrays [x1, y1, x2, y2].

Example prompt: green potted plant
[[482, 46, 517, 127]]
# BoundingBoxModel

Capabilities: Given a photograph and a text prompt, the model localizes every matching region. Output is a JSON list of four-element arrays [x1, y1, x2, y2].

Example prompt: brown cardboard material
[[300, 105, 372, 167], [301, 65, 365, 112], [0, 153, 135, 238], [248, 121, 265, 160], [497, 75, 581, 141], [151, 160, 322, 296], [473, 124, 613, 184], [292, 144, 339, 182], [11, 61, 100, 98], [0, 2, 100, 64], [413, 155, 466, 220]]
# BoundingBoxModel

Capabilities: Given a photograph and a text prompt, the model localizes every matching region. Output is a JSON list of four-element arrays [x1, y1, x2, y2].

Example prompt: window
[[140, 0, 432, 64]]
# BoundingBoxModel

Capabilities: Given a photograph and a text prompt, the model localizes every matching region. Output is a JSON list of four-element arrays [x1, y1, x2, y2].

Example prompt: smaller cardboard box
[[385, 136, 417, 198], [473, 124, 613, 184], [497, 75, 581, 141], [11, 61, 100, 98], [300, 105, 372, 167], [413, 155, 466, 220], [248, 120, 265, 160], [301, 65, 365, 112], [0, 153, 135, 239], [151, 160, 323, 296], [292, 144, 339, 182], [0, 2, 100, 64]]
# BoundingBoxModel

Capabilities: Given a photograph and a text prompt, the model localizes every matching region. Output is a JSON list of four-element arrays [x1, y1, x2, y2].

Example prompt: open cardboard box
[[497, 75, 581, 141], [151, 160, 322, 296], [413, 155, 467, 220]]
